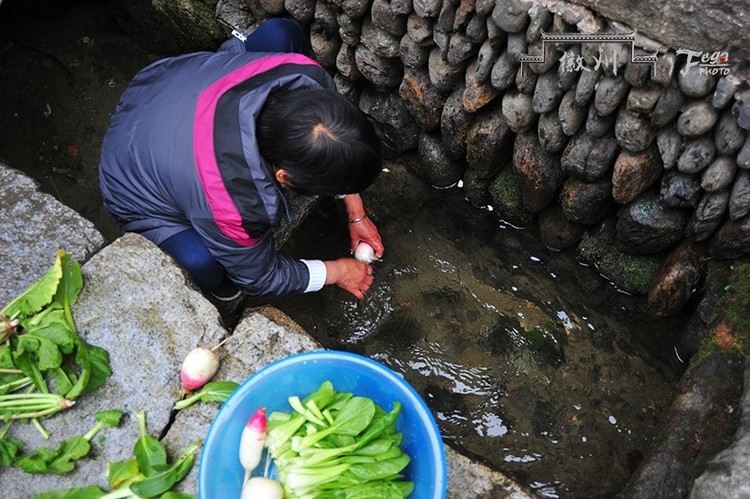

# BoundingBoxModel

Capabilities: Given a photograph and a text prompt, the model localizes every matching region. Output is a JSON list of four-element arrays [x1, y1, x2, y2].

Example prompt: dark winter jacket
[[99, 38, 333, 295]]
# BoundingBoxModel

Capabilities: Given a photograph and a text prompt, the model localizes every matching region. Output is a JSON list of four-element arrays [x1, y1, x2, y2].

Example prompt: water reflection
[[273, 166, 683, 497]]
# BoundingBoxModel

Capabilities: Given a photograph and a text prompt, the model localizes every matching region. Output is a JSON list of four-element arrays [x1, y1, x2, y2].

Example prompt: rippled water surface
[[271, 163, 685, 497]]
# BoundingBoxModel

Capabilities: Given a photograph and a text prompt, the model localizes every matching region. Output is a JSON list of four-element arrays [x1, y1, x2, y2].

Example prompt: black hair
[[256, 88, 382, 196]]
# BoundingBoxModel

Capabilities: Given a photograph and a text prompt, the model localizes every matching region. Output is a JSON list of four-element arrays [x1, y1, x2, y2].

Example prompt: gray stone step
[[0, 163, 104, 306], [1, 233, 226, 498]]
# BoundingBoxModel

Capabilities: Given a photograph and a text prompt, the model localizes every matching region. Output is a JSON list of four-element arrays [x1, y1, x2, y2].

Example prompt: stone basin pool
[[270, 163, 687, 497]]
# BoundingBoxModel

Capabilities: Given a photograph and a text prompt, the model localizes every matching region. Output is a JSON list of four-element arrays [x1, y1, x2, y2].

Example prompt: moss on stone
[[691, 263, 750, 367], [488, 168, 534, 226], [577, 232, 660, 295], [489, 168, 520, 206]]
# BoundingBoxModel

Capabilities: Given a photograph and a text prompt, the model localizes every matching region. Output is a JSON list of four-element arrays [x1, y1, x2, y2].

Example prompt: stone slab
[[0, 163, 104, 307], [1, 233, 226, 498], [163, 307, 533, 498], [691, 360, 750, 498]]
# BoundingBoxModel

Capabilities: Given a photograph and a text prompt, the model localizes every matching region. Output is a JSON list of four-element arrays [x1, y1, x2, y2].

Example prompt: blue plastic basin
[[198, 350, 447, 498]]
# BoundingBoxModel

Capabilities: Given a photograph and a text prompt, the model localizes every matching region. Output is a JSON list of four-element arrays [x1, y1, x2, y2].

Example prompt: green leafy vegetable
[[17, 410, 123, 474], [173, 380, 239, 411], [133, 411, 168, 477], [129, 441, 200, 498], [1, 251, 64, 319], [34, 485, 106, 499], [0, 436, 23, 468], [34, 410, 200, 498], [265, 381, 414, 497], [107, 458, 141, 489], [0, 251, 112, 414]]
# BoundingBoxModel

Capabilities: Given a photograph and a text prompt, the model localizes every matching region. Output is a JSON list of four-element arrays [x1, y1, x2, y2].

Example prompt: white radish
[[240, 407, 267, 475], [354, 242, 376, 263], [180, 347, 219, 392], [240, 477, 283, 499]]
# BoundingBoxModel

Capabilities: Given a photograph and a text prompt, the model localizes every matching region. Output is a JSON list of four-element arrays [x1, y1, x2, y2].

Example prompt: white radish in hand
[[354, 242, 376, 263], [240, 407, 267, 474], [241, 477, 283, 499], [180, 347, 219, 392]]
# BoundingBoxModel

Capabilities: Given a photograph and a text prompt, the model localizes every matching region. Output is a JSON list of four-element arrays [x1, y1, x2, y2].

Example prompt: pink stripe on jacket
[[193, 53, 320, 247]]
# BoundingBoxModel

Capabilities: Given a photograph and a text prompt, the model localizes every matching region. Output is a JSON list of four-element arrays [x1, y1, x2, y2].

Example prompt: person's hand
[[348, 216, 384, 259], [342, 194, 384, 259], [324, 258, 374, 300]]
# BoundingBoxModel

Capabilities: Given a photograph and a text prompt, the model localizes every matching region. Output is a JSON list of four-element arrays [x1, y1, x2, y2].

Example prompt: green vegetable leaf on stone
[[129, 441, 201, 498], [1, 251, 64, 320], [0, 436, 23, 468], [160, 492, 197, 499], [173, 381, 239, 411], [34, 485, 106, 499], [133, 411, 168, 477], [17, 409, 123, 474], [107, 458, 141, 489]]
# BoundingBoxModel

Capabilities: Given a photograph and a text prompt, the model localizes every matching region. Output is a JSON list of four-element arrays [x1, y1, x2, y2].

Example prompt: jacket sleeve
[[190, 215, 327, 296]]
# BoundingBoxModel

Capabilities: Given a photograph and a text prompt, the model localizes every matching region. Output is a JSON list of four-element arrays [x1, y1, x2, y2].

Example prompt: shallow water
[[271, 163, 686, 497]]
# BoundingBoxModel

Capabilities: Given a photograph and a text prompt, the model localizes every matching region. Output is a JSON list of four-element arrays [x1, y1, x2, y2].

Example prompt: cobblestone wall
[[218, 0, 750, 303]]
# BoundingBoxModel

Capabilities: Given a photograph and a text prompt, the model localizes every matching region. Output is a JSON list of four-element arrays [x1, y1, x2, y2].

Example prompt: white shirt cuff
[[300, 259, 327, 293]]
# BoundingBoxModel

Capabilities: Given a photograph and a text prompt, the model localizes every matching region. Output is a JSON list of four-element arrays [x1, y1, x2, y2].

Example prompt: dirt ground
[[0, 1, 160, 240]]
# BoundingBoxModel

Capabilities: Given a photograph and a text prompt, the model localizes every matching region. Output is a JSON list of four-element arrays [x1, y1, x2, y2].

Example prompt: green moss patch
[[577, 232, 660, 295], [488, 168, 534, 226]]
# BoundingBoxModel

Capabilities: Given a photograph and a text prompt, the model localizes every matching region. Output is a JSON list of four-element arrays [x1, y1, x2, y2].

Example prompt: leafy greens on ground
[[0, 251, 113, 469]]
